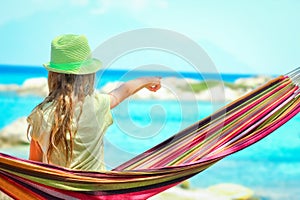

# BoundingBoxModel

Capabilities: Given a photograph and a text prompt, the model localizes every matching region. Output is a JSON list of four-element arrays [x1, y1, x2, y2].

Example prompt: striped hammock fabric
[[1, 68, 300, 200]]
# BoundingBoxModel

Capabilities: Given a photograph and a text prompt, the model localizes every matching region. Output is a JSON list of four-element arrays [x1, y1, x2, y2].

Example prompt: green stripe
[[49, 59, 94, 71]]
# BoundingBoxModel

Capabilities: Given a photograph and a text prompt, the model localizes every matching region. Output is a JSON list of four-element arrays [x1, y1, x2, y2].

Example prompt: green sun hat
[[43, 34, 102, 74]]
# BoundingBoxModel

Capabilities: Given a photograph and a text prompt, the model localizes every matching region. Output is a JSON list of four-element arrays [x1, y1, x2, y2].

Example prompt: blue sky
[[0, 0, 299, 75]]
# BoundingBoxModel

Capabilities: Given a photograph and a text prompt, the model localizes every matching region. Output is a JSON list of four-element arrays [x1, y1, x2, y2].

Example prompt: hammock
[[1, 68, 300, 200]]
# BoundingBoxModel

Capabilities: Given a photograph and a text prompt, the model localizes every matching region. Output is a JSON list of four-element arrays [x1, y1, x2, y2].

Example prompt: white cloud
[[0, 0, 63, 25], [90, 0, 113, 15], [69, 0, 89, 6], [0, 0, 169, 25], [156, 0, 168, 9], [90, 0, 168, 15], [0, 0, 95, 25]]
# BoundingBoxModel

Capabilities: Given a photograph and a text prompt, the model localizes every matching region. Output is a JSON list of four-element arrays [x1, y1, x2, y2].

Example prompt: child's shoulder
[[90, 92, 111, 109], [93, 92, 110, 101]]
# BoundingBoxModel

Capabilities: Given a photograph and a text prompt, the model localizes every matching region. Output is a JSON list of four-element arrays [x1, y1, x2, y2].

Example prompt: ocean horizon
[[0, 64, 269, 85]]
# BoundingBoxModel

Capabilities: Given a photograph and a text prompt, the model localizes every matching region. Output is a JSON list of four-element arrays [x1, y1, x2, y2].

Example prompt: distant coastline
[[0, 69, 273, 102], [0, 64, 271, 84]]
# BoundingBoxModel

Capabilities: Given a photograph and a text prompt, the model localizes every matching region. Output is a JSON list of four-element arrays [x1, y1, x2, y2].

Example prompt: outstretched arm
[[109, 77, 161, 109]]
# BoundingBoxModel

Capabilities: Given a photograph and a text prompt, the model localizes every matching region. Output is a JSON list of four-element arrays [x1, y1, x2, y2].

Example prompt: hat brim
[[43, 58, 102, 75]]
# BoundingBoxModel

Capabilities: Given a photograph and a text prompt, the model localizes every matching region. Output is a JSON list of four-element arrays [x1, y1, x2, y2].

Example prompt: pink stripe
[[208, 87, 297, 153], [211, 104, 300, 159]]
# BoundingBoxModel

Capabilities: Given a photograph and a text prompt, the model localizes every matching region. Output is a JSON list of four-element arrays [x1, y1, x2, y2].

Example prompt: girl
[[28, 34, 161, 171]]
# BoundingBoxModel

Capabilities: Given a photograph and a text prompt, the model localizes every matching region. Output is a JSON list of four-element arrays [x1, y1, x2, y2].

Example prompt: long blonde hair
[[28, 71, 95, 165]]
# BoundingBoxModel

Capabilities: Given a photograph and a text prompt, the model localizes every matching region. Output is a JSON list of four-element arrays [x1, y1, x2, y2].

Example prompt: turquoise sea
[[0, 65, 300, 199]]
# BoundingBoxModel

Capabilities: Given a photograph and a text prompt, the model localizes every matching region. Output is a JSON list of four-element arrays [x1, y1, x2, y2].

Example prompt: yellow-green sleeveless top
[[27, 93, 113, 171]]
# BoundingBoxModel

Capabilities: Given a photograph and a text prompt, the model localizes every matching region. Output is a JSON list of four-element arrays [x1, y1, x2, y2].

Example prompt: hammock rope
[[0, 68, 299, 199]]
